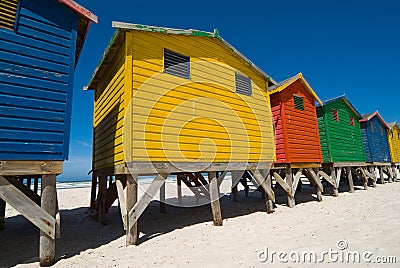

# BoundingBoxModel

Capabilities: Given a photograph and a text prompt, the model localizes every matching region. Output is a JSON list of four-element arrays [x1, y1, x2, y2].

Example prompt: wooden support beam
[[231, 171, 242, 202], [0, 198, 5, 230], [285, 167, 295, 208], [39, 174, 57, 267], [90, 173, 97, 210], [330, 167, 339, 197], [303, 169, 323, 202], [126, 174, 138, 246], [379, 166, 385, 184], [367, 166, 377, 187], [7, 176, 41, 205], [359, 168, 368, 190], [317, 170, 336, 187], [97, 176, 107, 224], [292, 168, 303, 196], [208, 171, 222, 226], [177, 176, 182, 205], [0, 176, 56, 238], [160, 180, 166, 213], [273, 172, 291, 195], [259, 169, 274, 213], [128, 173, 169, 238], [116, 179, 127, 230], [347, 167, 355, 193], [251, 169, 275, 202]]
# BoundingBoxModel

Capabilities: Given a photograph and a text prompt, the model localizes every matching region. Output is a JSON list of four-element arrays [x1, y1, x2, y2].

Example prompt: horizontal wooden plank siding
[[388, 124, 400, 163], [93, 41, 125, 170], [0, 0, 78, 161], [317, 99, 365, 163], [360, 116, 391, 163], [127, 30, 274, 163]]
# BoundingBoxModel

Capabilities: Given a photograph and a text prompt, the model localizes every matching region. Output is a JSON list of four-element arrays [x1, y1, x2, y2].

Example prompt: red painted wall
[[270, 80, 322, 163]]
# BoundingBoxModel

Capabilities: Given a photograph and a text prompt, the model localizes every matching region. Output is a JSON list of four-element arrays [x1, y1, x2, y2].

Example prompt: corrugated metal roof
[[268, 72, 323, 105], [85, 21, 276, 90]]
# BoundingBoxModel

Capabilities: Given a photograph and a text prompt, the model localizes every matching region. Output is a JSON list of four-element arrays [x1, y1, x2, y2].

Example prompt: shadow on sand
[[0, 186, 330, 266]]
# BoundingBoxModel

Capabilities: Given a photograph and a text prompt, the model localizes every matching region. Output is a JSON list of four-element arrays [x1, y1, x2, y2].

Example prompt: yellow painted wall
[[93, 41, 126, 169], [124, 30, 275, 163], [388, 124, 400, 163]]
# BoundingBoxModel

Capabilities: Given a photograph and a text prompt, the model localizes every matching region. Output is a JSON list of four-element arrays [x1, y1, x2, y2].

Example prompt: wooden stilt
[[387, 167, 393, 182], [347, 167, 355, 193], [90, 173, 97, 209], [370, 167, 377, 188], [126, 174, 138, 246], [39, 174, 56, 267], [0, 198, 5, 230], [330, 167, 339, 197], [208, 171, 222, 226], [97, 176, 107, 224], [177, 175, 182, 206], [303, 169, 323, 202], [285, 166, 295, 208], [231, 171, 240, 202], [259, 169, 274, 213], [160, 180, 166, 213]]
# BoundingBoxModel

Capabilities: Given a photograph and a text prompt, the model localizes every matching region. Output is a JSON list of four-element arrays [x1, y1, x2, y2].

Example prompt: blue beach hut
[[359, 111, 391, 163], [0, 0, 97, 266]]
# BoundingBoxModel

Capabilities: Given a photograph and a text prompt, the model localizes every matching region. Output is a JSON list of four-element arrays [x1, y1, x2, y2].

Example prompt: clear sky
[[59, 0, 400, 181]]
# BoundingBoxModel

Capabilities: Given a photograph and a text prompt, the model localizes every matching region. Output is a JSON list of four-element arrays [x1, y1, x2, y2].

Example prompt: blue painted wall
[[360, 116, 392, 163], [0, 0, 78, 161]]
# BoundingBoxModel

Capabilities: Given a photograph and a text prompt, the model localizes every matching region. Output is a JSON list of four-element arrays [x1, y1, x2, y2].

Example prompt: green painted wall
[[316, 99, 366, 163]]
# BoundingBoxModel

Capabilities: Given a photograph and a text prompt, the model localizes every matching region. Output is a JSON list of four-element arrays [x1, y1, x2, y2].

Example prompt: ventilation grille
[[349, 116, 355, 126], [332, 109, 339, 122], [293, 95, 304, 111], [235, 73, 252, 96], [164, 49, 190, 79], [0, 0, 18, 30]]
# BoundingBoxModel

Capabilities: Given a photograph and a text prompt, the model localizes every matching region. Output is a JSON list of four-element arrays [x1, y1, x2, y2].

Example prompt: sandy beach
[[1, 180, 400, 267]]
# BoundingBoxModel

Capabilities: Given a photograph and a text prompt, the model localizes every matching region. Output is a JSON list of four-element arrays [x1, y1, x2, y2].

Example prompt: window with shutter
[[0, 0, 18, 31], [164, 49, 190, 79], [293, 95, 304, 111], [235, 73, 252, 96]]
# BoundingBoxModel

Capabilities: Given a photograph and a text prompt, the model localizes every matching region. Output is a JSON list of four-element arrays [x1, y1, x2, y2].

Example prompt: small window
[[331, 109, 339, 122], [391, 131, 394, 139], [0, 0, 18, 31], [370, 121, 374, 132], [164, 49, 190, 79], [398, 132, 400, 139], [293, 95, 304, 111], [380, 125, 383, 135], [235, 73, 252, 96], [349, 116, 355, 126]]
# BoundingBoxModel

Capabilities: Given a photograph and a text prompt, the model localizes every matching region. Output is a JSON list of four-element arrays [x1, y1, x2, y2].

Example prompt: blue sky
[[60, 0, 400, 180]]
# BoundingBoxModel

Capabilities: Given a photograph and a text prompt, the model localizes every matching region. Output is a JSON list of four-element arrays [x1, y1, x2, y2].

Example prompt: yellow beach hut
[[388, 122, 400, 177], [85, 22, 276, 244]]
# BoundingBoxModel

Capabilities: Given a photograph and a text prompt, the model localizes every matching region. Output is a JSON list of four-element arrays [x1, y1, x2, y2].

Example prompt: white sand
[[1, 182, 400, 267]]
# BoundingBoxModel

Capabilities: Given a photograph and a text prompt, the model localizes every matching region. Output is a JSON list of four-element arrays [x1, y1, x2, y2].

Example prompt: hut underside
[[0, 160, 61, 266], [89, 161, 275, 245], [89, 159, 400, 245]]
